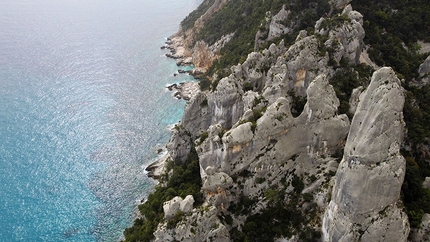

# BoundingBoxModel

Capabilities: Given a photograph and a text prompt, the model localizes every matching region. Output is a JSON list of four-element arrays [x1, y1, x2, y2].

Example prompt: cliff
[[124, 0, 430, 241]]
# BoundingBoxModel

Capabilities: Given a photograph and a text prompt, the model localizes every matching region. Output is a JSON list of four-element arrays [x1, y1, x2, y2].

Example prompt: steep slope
[[323, 67, 409, 241], [123, 0, 430, 241]]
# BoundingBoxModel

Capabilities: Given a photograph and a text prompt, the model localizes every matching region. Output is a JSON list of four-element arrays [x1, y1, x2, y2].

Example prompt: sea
[[0, 0, 201, 241]]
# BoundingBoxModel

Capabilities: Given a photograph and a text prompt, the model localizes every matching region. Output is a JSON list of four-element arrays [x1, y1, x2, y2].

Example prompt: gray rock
[[196, 124, 225, 177], [163, 196, 183, 219], [316, 7, 365, 65], [343, 5, 363, 25], [329, 0, 351, 9], [209, 33, 235, 55], [207, 76, 245, 129], [254, 5, 292, 51], [348, 86, 364, 115], [345, 67, 405, 166], [167, 81, 200, 101], [306, 74, 340, 120], [423, 177, 430, 189], [417, 55, 430, 86], [198, 74, 349, 178], [267, 5, 292, 41], [154, 205, 230, 242], [410, 214, 430, 242], [179, 195, 195, 214], [145, 153, 169, 179], [323, 67, 409, 241], [419, 55, 430, 76], [202, 172, 233, 208], [273, 75, 350, 164], [202, 172, 233, 192]]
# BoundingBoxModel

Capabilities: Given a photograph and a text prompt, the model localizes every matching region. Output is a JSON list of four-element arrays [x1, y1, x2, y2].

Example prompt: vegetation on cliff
[[194, 0, 330, 79], [123, 0, 430, 240], [353, 0, 430, 228], [123, 146, 203, 241]]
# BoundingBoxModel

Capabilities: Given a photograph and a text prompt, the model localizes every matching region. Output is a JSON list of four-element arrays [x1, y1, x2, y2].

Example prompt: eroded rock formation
[[144, 3, 418, 242], [322, 67, 409, 241]]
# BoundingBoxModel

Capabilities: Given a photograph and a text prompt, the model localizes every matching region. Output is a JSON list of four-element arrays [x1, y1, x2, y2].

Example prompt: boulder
[[154, 205, 230, 242], [163, 196, 183, 219], [263, 34, 330, 101], [348, 86, 364, 115], [316, 6, 365, 65], [179, 195, 195, 214], [417, 55, 430, 86]]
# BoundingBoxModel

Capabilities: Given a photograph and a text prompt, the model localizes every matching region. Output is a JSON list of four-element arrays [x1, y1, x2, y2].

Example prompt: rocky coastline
[[161, 34, 193, 66], [124, 0, 430, 241], [166, 82, 200, 101], [160, 31, 203, 102], [145, 33, 201, 181]]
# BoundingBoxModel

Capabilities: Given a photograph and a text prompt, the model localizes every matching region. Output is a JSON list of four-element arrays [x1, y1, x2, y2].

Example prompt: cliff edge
[[124, 0, 430, 241]]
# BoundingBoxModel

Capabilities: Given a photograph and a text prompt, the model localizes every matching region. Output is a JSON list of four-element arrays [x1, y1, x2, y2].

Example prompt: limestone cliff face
[[151, 3, 415, 242], [417, 55, 430, 86], [254, 5, 293, 51], [322, 67, 409, 241]]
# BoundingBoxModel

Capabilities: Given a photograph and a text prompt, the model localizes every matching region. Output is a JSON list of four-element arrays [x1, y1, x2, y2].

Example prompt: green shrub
[[123, 148, 203, 241]]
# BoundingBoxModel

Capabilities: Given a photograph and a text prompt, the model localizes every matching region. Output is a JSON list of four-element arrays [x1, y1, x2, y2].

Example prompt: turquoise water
[[0, 0, 200, 241]]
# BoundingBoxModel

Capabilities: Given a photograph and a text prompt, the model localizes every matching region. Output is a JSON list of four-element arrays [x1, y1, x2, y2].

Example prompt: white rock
[[323, 67, 409, 241], [179, 195, 195, 214], [410, 214, 430, 242], [163, 196, 183, 219]]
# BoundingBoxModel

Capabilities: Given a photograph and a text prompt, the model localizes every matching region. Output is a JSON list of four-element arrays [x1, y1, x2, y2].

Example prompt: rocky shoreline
[[145, 34, 201, 179], [124, 0, 430, 240], [166, 82, 200, 101], [160, 33, 202, 101], [145, 154, 168, 179], [161, 34, 193, 66]]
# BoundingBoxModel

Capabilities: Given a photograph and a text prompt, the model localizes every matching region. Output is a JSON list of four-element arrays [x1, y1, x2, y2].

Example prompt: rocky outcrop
[[167, 82, 200, 101], [263, 32, 330, 99], [145, 3, 421, 241], [194, 74, 350, 215], [315, 5, 365, 65], [180, 195, 195, 214], [329, 0, 351, 10], [163, 196, 184, 219], [255, 4, 293, 51], [163, 195, 195, 219], [417, 55, 430, 86], [145, 153, 168, 179], [322, 67, 409, 241], [166, 125, 194, 162], [410, 214, 430, 242], [154, 205, 230, 242], [164, 0, 230, 74], [423, 177, 430, 189], [267, 5, 292, 41], [419, 55, 430, 76]]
